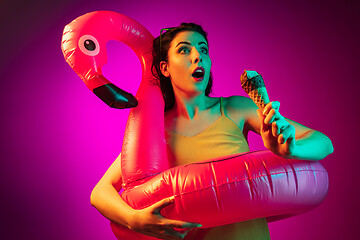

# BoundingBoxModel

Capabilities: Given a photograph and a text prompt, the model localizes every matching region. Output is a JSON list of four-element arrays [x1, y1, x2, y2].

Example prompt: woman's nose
[[192, 48, 201, 64]]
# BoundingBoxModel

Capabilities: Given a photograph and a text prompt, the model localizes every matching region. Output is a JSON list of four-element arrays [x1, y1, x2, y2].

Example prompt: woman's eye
[[201, 48, 208, 54], [179, 47, 190, 54]]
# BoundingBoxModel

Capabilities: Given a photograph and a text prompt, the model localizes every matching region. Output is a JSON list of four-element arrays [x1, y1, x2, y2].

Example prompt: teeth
[[192, 68, 205, 78]]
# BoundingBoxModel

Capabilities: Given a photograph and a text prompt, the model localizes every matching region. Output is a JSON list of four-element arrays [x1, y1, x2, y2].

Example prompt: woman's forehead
[[170, 31, 208, 48]]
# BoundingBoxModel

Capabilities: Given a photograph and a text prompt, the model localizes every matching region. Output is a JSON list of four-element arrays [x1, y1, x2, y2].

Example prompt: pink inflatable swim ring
[[61, 11, 329, 240]]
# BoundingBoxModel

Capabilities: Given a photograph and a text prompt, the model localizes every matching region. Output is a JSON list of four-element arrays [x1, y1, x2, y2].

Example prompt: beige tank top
[[165, 97, 250, 165], [165, 97, 270, 240]]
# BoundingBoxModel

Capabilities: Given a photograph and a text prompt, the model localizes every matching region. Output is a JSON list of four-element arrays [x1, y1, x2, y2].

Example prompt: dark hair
[[151, 23, 213, 111]]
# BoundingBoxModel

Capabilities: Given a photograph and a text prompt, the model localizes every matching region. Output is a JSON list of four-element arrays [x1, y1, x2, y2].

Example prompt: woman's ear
[[160, 61, 170, 77]]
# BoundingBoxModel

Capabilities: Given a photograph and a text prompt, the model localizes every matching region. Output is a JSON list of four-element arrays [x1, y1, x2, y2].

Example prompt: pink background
[[1, 0, 359, 239]]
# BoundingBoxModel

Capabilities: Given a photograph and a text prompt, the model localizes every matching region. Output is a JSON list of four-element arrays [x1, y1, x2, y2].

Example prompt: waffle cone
[[241, 70, 270, 108]]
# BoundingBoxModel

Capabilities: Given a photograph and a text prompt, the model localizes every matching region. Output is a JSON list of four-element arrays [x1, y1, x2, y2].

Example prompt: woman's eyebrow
[[175, 41, 208, 47]]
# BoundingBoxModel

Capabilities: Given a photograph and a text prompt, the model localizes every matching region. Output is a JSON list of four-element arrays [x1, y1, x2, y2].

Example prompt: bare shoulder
[[221, 96, 260, 133], [223, 95, 258, 113]]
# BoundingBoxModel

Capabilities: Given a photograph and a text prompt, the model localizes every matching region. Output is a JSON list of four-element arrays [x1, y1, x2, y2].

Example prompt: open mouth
[[192, 67, 205, 79]]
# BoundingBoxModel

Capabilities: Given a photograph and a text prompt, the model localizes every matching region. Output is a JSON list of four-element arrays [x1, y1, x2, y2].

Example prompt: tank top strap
[[220, 97, 224, 115]]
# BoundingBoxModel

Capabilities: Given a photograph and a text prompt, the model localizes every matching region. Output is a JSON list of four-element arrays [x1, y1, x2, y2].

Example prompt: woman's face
[[161, 31, 212, 97]]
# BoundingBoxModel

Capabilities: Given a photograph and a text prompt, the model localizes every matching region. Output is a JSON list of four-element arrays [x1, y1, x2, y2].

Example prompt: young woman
[[90, 23, 334, 240]]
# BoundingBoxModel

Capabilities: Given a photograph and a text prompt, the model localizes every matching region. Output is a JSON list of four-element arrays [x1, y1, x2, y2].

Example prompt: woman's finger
[[144, 228, 183, 240], [143, 231, 168, 240], [285, 136, 296, 151], [256, 109, 269, 133], [263, 101, 280, 115], [278, 125, 295, 144], [271, 118, 288, 137], [264, 109, 281, 125], [163, 228, 185, 240], [151, 196, 175, 213], [165, 219, 202, 229], [271, 121, 280, 137]]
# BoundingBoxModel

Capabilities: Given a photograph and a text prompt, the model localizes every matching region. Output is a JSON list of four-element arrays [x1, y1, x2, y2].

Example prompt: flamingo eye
[[78, 35, 100, 56], [84, 40, 96, 51]]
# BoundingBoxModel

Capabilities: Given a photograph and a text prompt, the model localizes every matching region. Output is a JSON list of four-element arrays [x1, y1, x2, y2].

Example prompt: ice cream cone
[[240, 70, 270, 108]]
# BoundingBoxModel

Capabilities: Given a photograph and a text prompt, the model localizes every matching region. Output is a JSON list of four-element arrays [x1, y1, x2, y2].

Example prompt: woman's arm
[[90, 154, 133, 228], [278, 117, 334, 160], [90, 154, 201, 240], [251, 101, 333, 160], [227, 96, 334, 160]]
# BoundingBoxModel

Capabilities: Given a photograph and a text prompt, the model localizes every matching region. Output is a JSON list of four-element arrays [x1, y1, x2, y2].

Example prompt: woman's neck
[[172, 91, 209, 120]]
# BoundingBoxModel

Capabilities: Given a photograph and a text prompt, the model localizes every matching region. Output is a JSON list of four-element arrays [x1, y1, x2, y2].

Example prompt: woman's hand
[[257, 101, 296, 158], [128, 196, 202, 240]]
